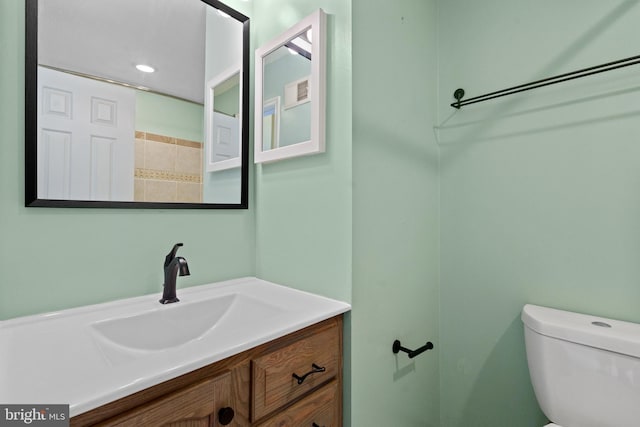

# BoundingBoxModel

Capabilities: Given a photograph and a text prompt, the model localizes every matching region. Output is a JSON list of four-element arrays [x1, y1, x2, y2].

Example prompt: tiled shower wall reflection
[[134, 131, 202, 203]]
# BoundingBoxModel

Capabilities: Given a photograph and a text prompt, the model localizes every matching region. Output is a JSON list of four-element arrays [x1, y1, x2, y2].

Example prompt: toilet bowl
[[522, 304, 640, 427]]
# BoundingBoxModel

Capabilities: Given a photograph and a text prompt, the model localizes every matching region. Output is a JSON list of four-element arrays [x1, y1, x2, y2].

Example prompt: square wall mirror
[[25, 0, 249, 208], [254, 9, 326, 164]]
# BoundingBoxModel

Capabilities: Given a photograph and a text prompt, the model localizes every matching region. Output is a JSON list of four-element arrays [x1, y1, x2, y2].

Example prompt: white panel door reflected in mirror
[[254, 9, 326, 163]]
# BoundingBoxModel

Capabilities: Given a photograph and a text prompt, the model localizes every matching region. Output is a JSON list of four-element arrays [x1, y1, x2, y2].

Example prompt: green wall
[[214, 82, 240, 118], [351, 0, 440, 426], [0, 0, 255, 320], [251, 1, 354, 424], [136, 91, 204, 142], [253, 1, 352, 307], [438, 0, 640, 426], [253, 0, 441, 425]]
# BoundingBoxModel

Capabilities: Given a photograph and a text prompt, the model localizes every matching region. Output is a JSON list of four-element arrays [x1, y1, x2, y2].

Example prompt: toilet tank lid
[[522, 304, 640, 359]]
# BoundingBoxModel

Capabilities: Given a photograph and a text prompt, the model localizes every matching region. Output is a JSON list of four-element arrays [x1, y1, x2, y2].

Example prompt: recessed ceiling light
[[136, 64, 155, 73]]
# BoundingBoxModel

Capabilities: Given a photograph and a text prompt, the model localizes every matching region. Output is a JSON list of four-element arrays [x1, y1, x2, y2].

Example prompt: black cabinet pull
[[312, 423, 325, 427], [292, 363, 326, 385], [218, 407, 235, 425]]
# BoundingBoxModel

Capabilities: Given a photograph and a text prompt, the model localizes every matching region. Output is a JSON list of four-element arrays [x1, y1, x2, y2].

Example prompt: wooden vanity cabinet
[[94, 373, 233, 427], [71, 315, 342, 427]]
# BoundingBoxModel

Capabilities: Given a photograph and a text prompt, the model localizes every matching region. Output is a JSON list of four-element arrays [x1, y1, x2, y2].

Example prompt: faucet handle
[[164, 243, 184, 268]]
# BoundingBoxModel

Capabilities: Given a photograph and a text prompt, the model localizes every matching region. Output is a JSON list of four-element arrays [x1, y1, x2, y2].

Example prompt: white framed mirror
[[254, 9, 326, 164]]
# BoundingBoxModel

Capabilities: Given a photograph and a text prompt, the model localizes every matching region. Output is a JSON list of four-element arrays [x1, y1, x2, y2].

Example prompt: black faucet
[[160, 243, 190, 304]]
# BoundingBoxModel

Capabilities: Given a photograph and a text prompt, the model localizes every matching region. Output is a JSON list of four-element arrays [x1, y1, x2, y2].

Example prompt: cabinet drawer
[[252, 323, 340, 421], [255, 381, 338, 427]]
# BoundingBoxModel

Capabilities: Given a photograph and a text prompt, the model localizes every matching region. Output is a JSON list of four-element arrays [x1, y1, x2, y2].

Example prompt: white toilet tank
[[522, 304, 640, 427]]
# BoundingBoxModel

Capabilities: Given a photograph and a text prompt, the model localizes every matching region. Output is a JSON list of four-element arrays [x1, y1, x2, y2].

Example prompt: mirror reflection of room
[[35, 0, 243, 205], [262, 29, 313, 151]]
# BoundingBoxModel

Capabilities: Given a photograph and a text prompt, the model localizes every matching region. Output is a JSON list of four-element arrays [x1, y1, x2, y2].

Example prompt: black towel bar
[[451, 53, 640, 109]]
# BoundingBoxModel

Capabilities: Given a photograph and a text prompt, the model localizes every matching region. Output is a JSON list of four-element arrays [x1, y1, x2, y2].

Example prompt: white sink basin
[[0, 277, 350, 417], [92, 293, 280, 351]]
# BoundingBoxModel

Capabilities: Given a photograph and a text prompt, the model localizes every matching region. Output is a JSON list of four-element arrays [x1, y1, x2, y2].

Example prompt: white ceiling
[[38, 0, 212, 103]]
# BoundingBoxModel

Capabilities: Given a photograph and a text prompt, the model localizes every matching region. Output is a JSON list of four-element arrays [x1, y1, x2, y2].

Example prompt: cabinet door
[[255, 381, 338, 427], [97, 373, 232, 427]]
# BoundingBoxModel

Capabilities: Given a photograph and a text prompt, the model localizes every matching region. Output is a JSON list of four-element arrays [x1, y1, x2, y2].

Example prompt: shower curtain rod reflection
[[451, 53, 640, 109]]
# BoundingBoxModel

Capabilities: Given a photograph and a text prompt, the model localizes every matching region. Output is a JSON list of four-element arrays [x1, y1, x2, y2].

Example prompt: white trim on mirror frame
[[254, 9, 326, 164], [205, 65, 243, 172]]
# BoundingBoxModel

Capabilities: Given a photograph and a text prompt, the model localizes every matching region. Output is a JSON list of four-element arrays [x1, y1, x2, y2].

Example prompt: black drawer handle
[[312, 423, 325, 427], [292, 363, 326, 385]]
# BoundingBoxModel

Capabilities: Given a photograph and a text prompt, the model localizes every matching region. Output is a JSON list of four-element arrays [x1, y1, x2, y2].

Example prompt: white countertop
[[0, 277, 351, 417]]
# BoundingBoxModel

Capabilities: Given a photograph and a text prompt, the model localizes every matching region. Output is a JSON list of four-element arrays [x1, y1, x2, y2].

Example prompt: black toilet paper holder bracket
[[392, 339, 434, 359]]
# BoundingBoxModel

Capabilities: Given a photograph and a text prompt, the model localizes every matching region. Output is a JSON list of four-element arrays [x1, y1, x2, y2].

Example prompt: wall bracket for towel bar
[[451, 53, 640, 109]]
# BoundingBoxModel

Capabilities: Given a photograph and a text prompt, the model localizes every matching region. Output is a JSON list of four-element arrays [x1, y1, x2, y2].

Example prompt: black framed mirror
[[25, 0, 249, 208]]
